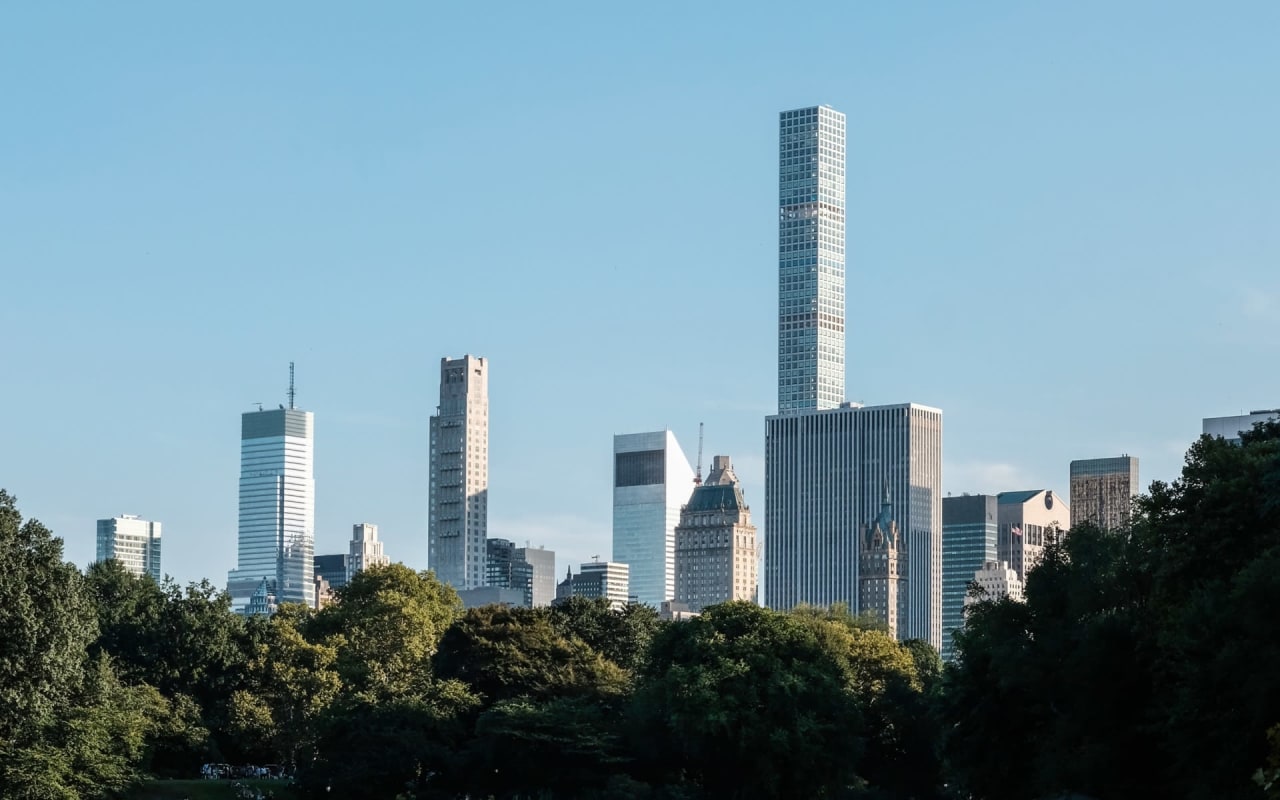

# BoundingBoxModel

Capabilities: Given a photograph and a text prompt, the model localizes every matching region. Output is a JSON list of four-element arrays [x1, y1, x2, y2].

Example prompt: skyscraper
[[227, 384, 315, 613], [997, 490, 1069, 583], [778, 105, 846, 414], [428, 355, 489, 590], [348, 523, 389, 583], [673, 455, 759, 611], [612, 430, 696, 607], [765, 403, 943, 646], [96, 515, 161, 581], [1069, 456, 1139, 531], [515, 545, 556, 607], [485, 537, 533, 607], [941, 494, 998, 661]]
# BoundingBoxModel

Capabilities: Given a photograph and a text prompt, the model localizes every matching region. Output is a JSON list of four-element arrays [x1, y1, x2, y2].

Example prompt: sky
[[2, 2, 1277, 587]]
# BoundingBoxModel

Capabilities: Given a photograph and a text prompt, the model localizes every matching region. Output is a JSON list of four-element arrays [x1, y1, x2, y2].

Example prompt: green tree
[[307, 564, 462, 699], [549, 597, 663, 675], [632, 601, 864, 799]]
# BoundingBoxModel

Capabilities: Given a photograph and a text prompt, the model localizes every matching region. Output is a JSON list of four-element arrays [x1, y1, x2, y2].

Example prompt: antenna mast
[[694, 422, 704, 485], [288, 362, 295, 410]]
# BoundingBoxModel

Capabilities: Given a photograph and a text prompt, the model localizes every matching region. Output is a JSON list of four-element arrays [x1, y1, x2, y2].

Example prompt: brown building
[[858, 487, 906, 639], [673, 456, 758, 611]]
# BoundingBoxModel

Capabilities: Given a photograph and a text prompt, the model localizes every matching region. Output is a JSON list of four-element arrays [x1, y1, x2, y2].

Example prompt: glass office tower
[[227, 407, 315, 613], [778, 105, 846, 414], [941, 494, 998, 661]]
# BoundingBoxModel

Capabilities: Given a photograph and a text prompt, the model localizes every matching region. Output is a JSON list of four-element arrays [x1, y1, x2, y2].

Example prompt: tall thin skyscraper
[[428, 355, 489, 590], [227, 369, 315, 613], [612, 430, 696, 607], [96, 515, 162, 581], [778, 105, 846, 414]]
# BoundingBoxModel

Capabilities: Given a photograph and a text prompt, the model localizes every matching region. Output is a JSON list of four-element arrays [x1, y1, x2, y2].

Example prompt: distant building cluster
[[86, 105, 1274, 665]]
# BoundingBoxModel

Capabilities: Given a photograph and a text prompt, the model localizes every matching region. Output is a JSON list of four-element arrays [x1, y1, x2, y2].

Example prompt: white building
[[556, 561, 631, 612], [347, 523, 389, 583], [96, 515, 162, 581], [966, 560, 1024, 605], [997, 490, 1069, 583], [227, 402, 315, 613], [612, 430, 696, 607], [1203, 409, 1279, 444], [778, 105, 846, 414], [765, 402, 944, 648], [429, 355, 489, 590]]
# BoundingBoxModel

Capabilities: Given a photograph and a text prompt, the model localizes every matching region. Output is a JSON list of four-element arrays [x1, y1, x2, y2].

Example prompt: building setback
[[348, 523, 389, 583], [428, 355, 489, 590], [673, 455, 759, 612], [941, 494, 998, 661], [227, 397, 315, 613], [1069, 456, 1139, 531], [612, 430, 695, 607], [996, 490, 1069, 584], [765, 402, 944, 649], [96, 515, 162, 581]]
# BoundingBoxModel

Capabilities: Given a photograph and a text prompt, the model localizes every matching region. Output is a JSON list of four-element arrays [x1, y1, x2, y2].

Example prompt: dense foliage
[[4, 421, 1279, 797]]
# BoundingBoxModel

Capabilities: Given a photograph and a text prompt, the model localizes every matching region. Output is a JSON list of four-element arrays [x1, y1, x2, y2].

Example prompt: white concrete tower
[[429, 355, 489, 589]]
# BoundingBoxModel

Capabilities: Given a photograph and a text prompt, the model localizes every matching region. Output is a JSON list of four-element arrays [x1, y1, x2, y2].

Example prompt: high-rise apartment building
[[348, 522, 389, 583], [227, 396, 315, 613], [515, 545, 556, 607], [428, 355, 489, 590], [96, 515, 162, 581], [673, 455, 759, 612], [857, 488, 905, 639], [555, 561, 631, 611], [1203, 409, 1280, 444], [778, 105, 846, 414], [941, 494, 998, 661], [485, 537, 533, 607], [1069, 456, 1139, 530], [612, 430, 696, 607], [765, 403, 944, 647], [997, 490, 1069, 583]]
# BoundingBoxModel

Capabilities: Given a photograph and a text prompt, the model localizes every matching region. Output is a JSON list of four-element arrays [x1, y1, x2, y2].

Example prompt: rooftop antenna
[[694, 422, 704, 485], [287, 362, 296, 410]]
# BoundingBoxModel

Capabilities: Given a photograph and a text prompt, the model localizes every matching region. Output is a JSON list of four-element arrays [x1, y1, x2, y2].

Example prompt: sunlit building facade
[[227, 406, 315, 613], [96, 515, 162, 581], [429, 355, 489, 590], [612, 430, 696, 606]]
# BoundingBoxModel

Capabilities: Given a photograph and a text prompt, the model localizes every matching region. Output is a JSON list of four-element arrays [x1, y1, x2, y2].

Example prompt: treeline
[[2, 423, 1280, 799]]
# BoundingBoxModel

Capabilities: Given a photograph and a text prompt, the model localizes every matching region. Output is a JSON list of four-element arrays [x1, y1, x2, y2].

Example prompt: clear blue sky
[[2, 2, 1277, 586]]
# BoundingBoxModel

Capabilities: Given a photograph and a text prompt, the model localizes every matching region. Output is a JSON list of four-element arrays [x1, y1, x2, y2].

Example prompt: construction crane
[[694, 422, 704, 486]]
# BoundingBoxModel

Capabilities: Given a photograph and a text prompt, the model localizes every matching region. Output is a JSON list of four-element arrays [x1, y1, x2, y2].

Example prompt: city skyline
[[3, 4, 1278, 589]]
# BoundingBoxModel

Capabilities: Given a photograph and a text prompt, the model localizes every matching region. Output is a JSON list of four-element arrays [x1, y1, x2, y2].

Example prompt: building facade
[[765, 402, 944, 648], [428, 355, 489, 590], [778, 105, 846, 414], [485, 538, 533, 608], [941, 494, 998, 661], [555, 561, 631, 611], [1069, 456, 1139, 530], [515, 545, 556, 607], [996, 490, 1069, 583], [456, 586, 527, 609], [966, 560, 1024, 605], [673, 455, 759, 612], [348, 522, 389, 583], [227, 406, 315, 613], [314, 553, 348, 591], [612, 430, 696, 607], [1203, 409, 1280, 444], [96, 515, 162, 581], [857, 488, 905, 638]]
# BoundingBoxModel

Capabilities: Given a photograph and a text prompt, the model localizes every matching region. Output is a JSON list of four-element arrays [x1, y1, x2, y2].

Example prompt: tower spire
[[288, 362, 295, 410]]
